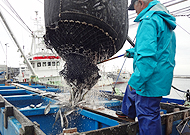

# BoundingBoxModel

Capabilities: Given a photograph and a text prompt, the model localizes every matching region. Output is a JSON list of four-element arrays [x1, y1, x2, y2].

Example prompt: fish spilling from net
[[44, 102, 51, 115], [52, 105, 76, 129], [59, 53, 100, 105], [44, 0, 129, 105]]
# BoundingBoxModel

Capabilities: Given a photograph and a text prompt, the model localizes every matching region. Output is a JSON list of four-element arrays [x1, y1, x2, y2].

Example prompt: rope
[[1, 0, 32, 33], [37, 0, 43, 4], [0, 4, 31, 34], [172, 85, 190, 94], [4, 0, 33, 32]]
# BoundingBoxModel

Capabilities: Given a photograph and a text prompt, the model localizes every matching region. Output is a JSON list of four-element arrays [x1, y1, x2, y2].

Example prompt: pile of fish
[[59, 53, 100, 105]]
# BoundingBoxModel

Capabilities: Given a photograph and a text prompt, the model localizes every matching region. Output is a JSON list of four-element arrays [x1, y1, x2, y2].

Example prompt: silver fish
[[81, 89, 90, 101], [63, 114, 68, 128], [30, 104, 35, 108], [30, 94, 38, 96], [53, 108, 61, 127], [73, 101, 87, 108], [65, 109, 74, 116], [60, 110, 64, 128], [36, 103, 43, 108], [44, 102, 51, 115]]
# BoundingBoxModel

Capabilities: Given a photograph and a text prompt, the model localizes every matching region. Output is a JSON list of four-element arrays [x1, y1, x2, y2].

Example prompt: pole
[[5, 43, 8, 80], [126, 35, 135, 47], [0, 9, 37, 76], [97, 54, 124, 64], [112, 57, 127, 94]]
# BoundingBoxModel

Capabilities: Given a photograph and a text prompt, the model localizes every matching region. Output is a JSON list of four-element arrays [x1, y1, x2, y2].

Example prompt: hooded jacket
[[127, 0, 176, 97]]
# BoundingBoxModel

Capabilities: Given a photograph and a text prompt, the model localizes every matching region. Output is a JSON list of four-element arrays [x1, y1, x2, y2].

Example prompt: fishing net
[[59, 53, 100, 90], [44, 0, 128, 104]]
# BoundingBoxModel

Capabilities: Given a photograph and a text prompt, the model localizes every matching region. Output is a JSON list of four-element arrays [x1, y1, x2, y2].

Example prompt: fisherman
[[186, 90, 190, 102], [116, 0, 176, 134]]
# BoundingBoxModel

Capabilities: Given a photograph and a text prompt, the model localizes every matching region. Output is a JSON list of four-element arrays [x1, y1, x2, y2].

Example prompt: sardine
[[81, 89, 90, 101], [30, 104, 35, 108], [73, 101, 86, 108], [30, 94, 38, 96], [36, 103, 43, 108], [65, 109, 74, 116], [63, 114, 68, 128], [44, 102, 51, 115], [60, 110, 64, 128], [53, 108, 61, 127]]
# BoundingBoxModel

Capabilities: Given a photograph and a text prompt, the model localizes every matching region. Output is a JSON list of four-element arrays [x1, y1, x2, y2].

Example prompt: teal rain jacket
[[127, 0, 176, 97]]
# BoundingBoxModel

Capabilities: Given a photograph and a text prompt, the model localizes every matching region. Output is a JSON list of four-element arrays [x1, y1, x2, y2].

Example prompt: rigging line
[[174, 14, 190, 17], [173, 88, 185, 100], [37, 0, 43, 4], [129, 8, 190, 28], [128, 0, 189, 19], [163, 0, 188, 5], [6, 0, 32, 32], [0, 14, 24, 58], [172, 11, 190, 16], [172, 85, 190, 94], [4, 3, 21, 22], [163, 0, 177, 5], [0, 41, 6, 56], [173, 13, 190, 17], [172, 8, 190, 15], [165, 0, 187, 8], [3, 0, 23, 22], [0, 17, 14, 44], [176, 22, 190, 36], [3, 0, 25, 22], [170, 6, 190, 14], [3, 0, 33, 33], [175, 14, 190, 18], [174, 9, 190, 15], [129, 9, 190, 21], [0, 4, 32, 34]]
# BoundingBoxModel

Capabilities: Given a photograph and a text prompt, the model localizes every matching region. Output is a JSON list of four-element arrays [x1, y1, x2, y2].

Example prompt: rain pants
[[127, 0, 176, 97], [122, 85, 162, 135], [122, 0, 176, 134]]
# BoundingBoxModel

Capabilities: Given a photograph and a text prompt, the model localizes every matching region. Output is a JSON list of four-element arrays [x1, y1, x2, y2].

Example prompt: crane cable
[[1, 0, 32, 33], [0, 4, 32, 34]]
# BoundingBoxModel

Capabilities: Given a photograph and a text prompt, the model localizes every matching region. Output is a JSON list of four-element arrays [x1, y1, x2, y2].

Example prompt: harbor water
[[166, 77, 190, 100], [96, 77, 190, 101]]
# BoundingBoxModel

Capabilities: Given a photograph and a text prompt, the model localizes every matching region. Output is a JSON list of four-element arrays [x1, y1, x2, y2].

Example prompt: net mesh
[[44, 0, 128, 104]]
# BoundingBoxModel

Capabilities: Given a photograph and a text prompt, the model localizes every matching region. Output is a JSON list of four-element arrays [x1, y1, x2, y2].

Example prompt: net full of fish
[[44, 0, 129, 115]]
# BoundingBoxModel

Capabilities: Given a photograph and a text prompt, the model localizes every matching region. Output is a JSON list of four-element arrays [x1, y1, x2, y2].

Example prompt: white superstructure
[[18, 12, 65, 85]]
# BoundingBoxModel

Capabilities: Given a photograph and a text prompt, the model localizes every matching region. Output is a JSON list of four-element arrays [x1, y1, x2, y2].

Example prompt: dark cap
[[128, 0, 138, 10]]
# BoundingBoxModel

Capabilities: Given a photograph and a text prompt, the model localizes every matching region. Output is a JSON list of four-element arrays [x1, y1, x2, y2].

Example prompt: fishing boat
[[16, 12, 66, 86], [107, 69, 130, 84], [0, 82, 189, 135], [0, 9, 68, 86]]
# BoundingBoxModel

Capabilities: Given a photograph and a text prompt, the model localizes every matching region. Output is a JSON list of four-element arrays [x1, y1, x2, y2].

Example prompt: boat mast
[[0, 10, 37, 76], [30, 11, 48, 56]]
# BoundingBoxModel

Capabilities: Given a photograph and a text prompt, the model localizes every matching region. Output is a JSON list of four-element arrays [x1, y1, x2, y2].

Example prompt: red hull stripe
[[33, 56, 61, 60]]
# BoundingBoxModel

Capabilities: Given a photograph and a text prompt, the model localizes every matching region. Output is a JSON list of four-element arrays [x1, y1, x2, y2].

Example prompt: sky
[[0, 0, 190, 75]]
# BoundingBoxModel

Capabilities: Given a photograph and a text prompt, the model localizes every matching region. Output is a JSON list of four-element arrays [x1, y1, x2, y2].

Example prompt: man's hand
[[129, 85, 133, 91], [124, 51, 130, 57]]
